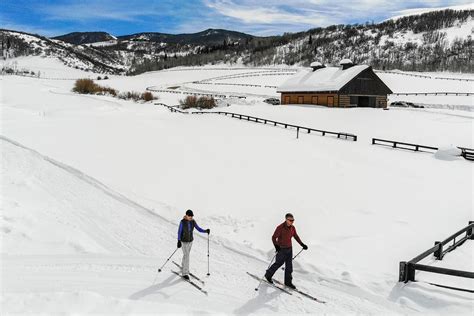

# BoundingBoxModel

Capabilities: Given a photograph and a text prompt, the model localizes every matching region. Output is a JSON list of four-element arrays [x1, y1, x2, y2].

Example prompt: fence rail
[[376, 70, 474, 82], [390, 92, 473, 96], [399, 221, 474, 292], [157, 103, 358, 141], [191, 82, 278, 89], [375, 70, 432, 79], [147, 87, 247, 99], [434, 76, 474, 82], [372, 138, 474, 161], [372, 138, 438, 152]]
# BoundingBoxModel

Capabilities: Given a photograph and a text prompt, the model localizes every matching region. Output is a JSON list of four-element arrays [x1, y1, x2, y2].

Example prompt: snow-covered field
[[1, 56, 473, 315]]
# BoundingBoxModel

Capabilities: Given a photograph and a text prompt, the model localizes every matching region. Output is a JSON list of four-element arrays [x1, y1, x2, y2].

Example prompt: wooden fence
[[372, 138, 474, 161], [157, 103, 358, 141], [147, 87, 247, 99], [376, 70, 474, 82], [390, 92, 473, 96], [399, 221, 474, 292], [191, 82, 278, 89]]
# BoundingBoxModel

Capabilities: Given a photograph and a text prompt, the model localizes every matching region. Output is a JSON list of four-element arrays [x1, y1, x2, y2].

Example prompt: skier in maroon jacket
[[265, 213, 308, 289]]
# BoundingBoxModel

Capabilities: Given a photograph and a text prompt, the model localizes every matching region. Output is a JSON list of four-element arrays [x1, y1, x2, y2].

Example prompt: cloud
[[2, 0, 472, 37], [0, 15, 68, 37], [202, 0, 473, 33], [38, 2, 156, 22], [204, 0, 341, 26]]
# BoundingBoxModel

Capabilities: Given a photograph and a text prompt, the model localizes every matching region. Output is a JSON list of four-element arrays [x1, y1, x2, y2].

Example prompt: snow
[[87, 40, 118, 47], [389, 4, 474, 21], [1, 59, 473, 314], [434, 145, 463, 161], [277, 65, 369, 93]]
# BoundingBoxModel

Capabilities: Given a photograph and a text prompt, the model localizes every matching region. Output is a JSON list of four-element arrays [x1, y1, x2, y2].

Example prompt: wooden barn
[[278, 60, 392, 108]]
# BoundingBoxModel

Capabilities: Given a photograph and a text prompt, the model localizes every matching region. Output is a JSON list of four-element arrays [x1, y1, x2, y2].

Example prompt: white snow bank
[[434, 145, 463, 161]]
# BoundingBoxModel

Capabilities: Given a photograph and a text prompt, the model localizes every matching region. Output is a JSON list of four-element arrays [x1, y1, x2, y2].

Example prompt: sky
[[1, 0, 472, 37]]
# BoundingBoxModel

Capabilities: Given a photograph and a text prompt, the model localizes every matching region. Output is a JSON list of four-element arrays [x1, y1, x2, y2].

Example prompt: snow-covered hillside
[[2, 6, 473, 75], [389, 3, 474, 20], [1, 60, 473, 314]]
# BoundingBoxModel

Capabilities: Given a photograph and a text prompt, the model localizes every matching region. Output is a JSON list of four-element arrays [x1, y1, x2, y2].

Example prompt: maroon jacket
[[272, 222, 303, 249]]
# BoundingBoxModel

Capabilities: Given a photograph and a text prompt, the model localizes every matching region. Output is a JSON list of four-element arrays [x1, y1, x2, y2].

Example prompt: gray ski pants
[[181, 241, 193, 276]]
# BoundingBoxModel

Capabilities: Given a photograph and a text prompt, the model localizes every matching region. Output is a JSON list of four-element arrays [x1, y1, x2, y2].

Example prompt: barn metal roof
[[277, 65, 370, 93]]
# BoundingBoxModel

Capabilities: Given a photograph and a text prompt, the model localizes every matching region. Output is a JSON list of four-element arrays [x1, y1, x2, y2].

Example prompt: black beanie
[[186, 209, 194, 217]]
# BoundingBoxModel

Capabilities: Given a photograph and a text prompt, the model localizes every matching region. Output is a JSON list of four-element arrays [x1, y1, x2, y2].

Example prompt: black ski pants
[[265, 247, 293, 284]]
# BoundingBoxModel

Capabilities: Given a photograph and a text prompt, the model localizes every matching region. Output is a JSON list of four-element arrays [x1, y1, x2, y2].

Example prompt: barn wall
[[339, 95, 351, 107], [338, 94, 388, 108], [281, 93, 339, 107], [339, 68, 392, 95], [375, 95, 387, 108]]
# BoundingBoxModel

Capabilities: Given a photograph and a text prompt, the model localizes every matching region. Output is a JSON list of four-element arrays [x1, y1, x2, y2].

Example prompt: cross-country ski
[[172, 261, 205, 285], [171, 271, 208, 295], [272, 278, 326, 304], [246, 272, 293, 295]]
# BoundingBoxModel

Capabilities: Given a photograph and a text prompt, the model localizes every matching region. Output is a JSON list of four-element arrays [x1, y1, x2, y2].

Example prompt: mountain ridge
[[1, 7, 473, 74]]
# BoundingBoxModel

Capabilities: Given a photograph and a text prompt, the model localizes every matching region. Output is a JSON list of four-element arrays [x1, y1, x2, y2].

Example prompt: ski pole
[[158, 247, 179, 272], [281, 248, 304, 271], [255, 253, 277, 291], [292, 248, 304, 261], [207, 233, 210, 276]]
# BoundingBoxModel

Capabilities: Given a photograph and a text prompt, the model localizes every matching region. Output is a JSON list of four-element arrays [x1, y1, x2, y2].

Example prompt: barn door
[[311, 96, 318, 105], [297, 96, 304, 104], [327, 96, 334, 107], [284, 96, 290, 104]]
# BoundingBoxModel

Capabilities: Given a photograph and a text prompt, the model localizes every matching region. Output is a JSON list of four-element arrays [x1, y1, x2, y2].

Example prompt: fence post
[[434, 241, 443, 260], [399, 261, 407, 282], [296, 127, 299, 139], [407, 262, 416, 282]]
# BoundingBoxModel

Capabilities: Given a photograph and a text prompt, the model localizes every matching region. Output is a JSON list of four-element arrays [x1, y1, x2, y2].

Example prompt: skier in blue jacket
[[177, 209, 210, 279]]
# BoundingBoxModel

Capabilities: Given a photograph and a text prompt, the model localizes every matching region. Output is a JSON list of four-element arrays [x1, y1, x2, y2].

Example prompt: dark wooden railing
[[458, 146, 474, 161], [372, 138, 474, 161], [157, 103, 358, 141], [399, 221, 474, 292], [372, 138, 438, 153]]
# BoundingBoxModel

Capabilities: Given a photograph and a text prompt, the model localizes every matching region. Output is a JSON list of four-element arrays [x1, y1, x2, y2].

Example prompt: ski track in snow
[[2, 135, 417, 315]]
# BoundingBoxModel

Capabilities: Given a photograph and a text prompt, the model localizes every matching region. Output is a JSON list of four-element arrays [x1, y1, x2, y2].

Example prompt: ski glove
[[302, 244, 308, 250], [206, 229, 210, 234], [177, 240, 182, 248], [274, 244, 281, 252]]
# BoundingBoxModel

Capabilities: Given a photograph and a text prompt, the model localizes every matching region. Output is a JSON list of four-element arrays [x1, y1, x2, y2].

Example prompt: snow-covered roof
[[278, 65, 369, 93], [339, 59, 353, 65]]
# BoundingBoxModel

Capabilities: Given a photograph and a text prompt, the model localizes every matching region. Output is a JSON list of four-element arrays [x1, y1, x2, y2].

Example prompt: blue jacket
[[178, 218, 205, 242]]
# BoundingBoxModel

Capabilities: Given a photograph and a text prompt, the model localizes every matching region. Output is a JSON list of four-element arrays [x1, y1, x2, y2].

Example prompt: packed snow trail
[[1, 135, 419, 314]]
